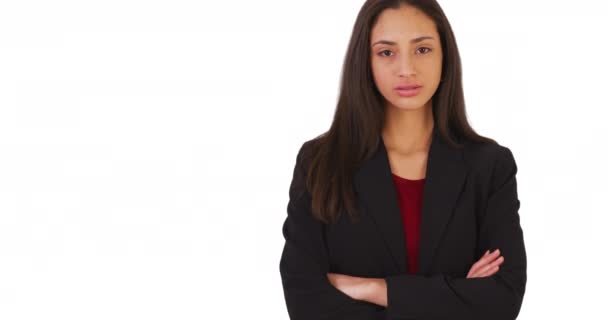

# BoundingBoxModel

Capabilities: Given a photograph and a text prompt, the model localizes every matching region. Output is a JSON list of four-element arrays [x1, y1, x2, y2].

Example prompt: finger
[[469, 264, 496, 279], [475, 256, 505, 277], [480, 250, 489, 260], [479, 256, 505, 277], [486, 255, 505, 269], [470, 250, 491, 274], [477, 255, 504, 274], [470, 249, 500, 274], [483, 249, 500, 262], [469, 251, 502, 277], [495, 256, 505, 266], [477, 265, 499, 278]]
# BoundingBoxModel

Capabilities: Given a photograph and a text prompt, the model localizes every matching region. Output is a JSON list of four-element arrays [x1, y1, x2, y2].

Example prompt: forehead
[[370, 6, 438, 42]]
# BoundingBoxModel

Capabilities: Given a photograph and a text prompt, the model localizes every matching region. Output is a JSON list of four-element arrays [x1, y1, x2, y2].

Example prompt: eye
[[377, 47, 432, 58], [378, 49, 393, 57], [417, 47, 432, 54]]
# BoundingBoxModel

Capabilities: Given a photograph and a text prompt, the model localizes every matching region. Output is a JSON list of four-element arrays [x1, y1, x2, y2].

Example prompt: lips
[[394, 85, 423, 97], [395, 84, 422, 90]]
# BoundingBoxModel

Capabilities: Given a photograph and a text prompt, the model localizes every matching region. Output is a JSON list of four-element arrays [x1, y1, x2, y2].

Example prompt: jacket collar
[[353, 126, 469, 275]]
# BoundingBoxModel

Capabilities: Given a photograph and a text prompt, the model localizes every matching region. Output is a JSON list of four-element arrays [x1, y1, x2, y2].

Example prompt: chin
[[392, 103, 427, 111], [388, 96, 431, 111]]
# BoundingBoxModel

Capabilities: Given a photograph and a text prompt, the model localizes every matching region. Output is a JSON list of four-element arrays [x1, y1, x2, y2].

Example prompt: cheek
[[425, 57, 443, 78], [417, 58, 438, 72], [371, 62, 393, 88]]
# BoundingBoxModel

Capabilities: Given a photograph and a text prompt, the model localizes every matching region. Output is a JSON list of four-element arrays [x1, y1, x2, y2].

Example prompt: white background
[[1, 0, 606, 319]]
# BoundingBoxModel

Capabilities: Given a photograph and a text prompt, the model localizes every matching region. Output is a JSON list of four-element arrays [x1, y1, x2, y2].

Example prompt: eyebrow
[[372, 36, 435, 47]]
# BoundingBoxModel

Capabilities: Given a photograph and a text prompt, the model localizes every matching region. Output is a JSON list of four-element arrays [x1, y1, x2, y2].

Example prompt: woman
[[279, 1, 527, 319]]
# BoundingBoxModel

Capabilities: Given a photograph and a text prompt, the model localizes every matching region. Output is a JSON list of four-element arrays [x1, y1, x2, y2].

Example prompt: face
[[370, 5, 443, 111]]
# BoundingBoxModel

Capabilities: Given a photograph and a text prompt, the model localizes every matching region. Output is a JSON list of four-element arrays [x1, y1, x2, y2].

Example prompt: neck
[[381, 102, 434, 155]]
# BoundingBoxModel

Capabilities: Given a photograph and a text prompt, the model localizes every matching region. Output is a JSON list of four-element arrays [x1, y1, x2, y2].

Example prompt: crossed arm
[[326, 246, 506, 308], [279, 145, 527, 320]]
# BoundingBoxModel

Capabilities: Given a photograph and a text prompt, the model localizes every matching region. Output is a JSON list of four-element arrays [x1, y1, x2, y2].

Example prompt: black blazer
[[279, 126, 527, 320]]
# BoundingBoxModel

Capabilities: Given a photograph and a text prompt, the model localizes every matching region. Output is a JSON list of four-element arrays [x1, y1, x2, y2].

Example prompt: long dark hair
[[304, 0, 496, 224]]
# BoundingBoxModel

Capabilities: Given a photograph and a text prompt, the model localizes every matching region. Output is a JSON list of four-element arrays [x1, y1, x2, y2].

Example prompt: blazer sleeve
[[279, 142, 384, 320], [384, 146, 527, 320]]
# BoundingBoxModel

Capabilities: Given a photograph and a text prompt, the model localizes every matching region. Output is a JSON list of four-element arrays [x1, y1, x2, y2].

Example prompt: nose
[[397, 56, 416, 77]]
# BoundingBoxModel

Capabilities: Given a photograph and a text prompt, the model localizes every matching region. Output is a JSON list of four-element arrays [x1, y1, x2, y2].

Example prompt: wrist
[[363, 278, 388, 307]]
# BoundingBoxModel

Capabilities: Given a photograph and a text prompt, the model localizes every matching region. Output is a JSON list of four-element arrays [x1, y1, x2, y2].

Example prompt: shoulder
[[462, 139, 515, 167], [461, 138, 518, 192], [288, 136, 323, 198], [293, 136, 323, 173]]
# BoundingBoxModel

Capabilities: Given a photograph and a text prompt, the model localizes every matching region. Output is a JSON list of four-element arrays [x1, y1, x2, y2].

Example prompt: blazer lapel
[[353, 126, 468, 275]]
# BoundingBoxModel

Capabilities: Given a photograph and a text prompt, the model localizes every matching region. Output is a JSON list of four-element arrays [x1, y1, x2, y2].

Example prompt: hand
[[326, 272, 370, 301], [327, 273, 387, 307], [466, 249, 505, 278]]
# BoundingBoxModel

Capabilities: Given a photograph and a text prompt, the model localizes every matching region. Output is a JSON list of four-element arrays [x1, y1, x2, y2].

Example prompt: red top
[[391, 173, 425, 275]]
